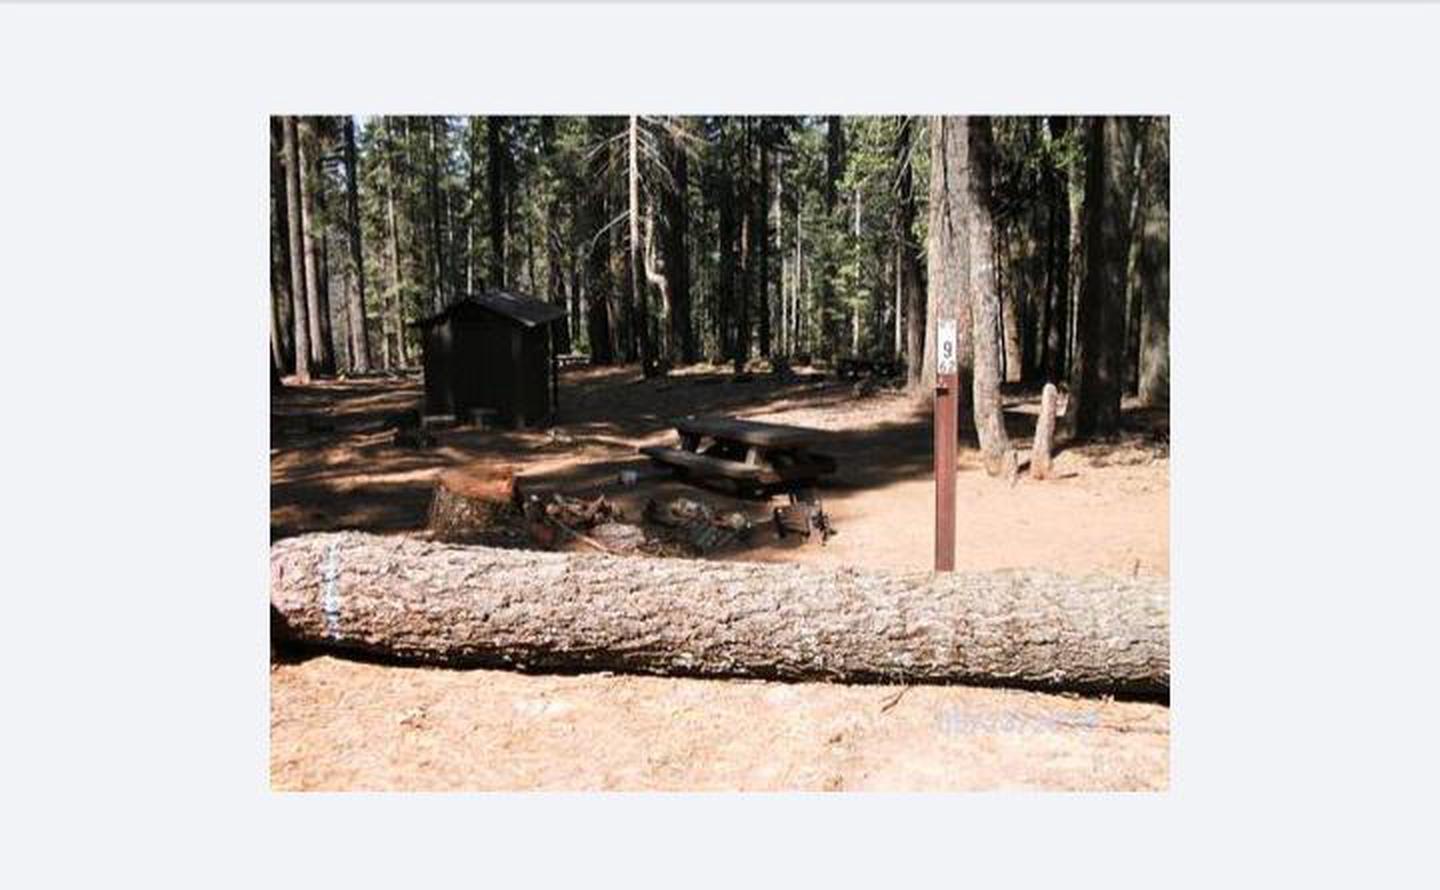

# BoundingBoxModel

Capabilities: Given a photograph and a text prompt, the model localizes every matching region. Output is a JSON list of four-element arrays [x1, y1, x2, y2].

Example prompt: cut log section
[[426, 464, 518, 542], [270, 531, 1169, 697], [1031, 382, 1059, 480]]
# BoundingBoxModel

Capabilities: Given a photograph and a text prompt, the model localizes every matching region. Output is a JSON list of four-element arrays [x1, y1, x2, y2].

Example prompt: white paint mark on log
[[321, 542, 342, 640]]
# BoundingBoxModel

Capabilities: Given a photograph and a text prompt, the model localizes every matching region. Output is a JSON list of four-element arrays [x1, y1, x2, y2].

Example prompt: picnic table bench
[[639, 415, 837, 493]]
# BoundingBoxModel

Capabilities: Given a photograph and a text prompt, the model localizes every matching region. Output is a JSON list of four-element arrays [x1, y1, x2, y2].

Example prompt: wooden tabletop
[[673, 415, 828, 449]]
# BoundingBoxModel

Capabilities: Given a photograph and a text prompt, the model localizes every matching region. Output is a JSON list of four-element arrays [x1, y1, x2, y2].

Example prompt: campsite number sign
[[934, 314, 959, 572], [937, 319, 958, 376]]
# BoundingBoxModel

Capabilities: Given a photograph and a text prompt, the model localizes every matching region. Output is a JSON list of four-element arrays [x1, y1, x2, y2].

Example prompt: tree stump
[[1031, 383, 1059, 480], [426, 464, 518, 542]]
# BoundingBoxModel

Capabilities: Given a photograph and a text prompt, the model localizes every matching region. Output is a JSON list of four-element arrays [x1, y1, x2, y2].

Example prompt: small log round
[[426, 464, 518, 543], [1031, 383, 1059, 480]]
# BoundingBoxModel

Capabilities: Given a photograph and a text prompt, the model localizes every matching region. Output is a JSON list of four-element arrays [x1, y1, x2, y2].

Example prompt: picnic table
[[639, 415, 838, 492]]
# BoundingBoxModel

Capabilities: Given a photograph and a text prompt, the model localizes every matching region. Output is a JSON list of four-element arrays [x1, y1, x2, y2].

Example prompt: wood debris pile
[[643, 497, 754, 555]]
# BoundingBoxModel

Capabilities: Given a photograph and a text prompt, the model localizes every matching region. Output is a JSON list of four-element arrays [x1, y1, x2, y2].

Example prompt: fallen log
[[270, 531, 1168, 697]]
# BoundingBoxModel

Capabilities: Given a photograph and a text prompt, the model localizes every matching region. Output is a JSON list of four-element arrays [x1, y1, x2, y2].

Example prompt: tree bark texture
[[1043, 116, 1072, 384], [1030, 382, 1059, 480], [819, 115, 844, 356], [282, 117, 312, 383], [758, 138, 772, 358], [427, 117, 447, 309], [271, 532, 1169, 697], [343, 116, 372, 373], [665, 123, 693, 363], [965, 117, 1016, 476], [487, 116, 506, 290], [297, 117, 333, 376], [922, 117, 974, 427], [269, 118, 295, 375], [628, 116, 656, 375], [1137, 119, 1170, 407], [583, 118, 615, 364], [897, 117, 926, 392], [427, 466, 518, 543], [383, 118, 407, 368], [1070, 117, 1138, 439]]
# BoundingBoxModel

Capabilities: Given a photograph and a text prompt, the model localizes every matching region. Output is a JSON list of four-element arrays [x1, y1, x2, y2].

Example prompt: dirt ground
[[270, 363, 1170, 791]]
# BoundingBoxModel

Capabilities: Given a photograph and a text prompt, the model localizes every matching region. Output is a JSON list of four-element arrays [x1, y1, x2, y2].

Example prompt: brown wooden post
[[935, 317, 958, 571]]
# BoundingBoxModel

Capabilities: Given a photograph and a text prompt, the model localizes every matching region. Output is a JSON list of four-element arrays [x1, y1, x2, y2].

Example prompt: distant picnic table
[[639, 415, 838, 492]]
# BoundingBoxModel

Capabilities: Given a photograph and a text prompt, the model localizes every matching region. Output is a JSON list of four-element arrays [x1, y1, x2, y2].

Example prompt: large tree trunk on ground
[[271, 532, 1169, 697]]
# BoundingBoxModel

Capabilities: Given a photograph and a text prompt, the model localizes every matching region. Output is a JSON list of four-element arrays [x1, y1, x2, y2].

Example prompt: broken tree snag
[[1031, 383, 1059, 480], [271, 532, 1169, 697], [426, 464, 518, 542]]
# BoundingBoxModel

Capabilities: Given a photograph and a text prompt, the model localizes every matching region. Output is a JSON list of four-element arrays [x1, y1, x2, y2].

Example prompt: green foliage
[[274, 114, 1159, 382]]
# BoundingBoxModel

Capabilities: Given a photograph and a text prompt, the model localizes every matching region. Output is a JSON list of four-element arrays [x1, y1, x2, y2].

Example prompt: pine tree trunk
[[584, 119, 615, 364], [1001, 269, 1024, 384], [1070, 117, 1138, 439], [966, 117, 1016, 476], [922, 117, 974, 427], [271, 532, 1169, 696], [734, 119, 753, 369], [297, 117, 332, 376], [1064, 118, 1087, 399], [1044, 119, 1072, 384], [539, 121, 572, 354], [1123, 124, 1149, 396], [282, 117, 312, 384], [383, 121, 406, 368], [666, 123, 694, 364], [897, 117, 926, 392], [819, 115, 844, 358], [717, 155, 739, 363], [343, 116, 372, 373], [1137, 119, 1170, 408], [629, 116, 656, 375], [314, 149, 339, 375], [487, 116, 505, 290], [758, 139, 772, 358], [427, 117, 446, 310], [269, 118, 295, 375]]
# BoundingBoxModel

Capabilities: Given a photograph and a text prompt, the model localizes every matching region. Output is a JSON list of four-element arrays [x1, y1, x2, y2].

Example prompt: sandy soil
[[271, 657, 1166, 792], [270, 364, 1169, 791]]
